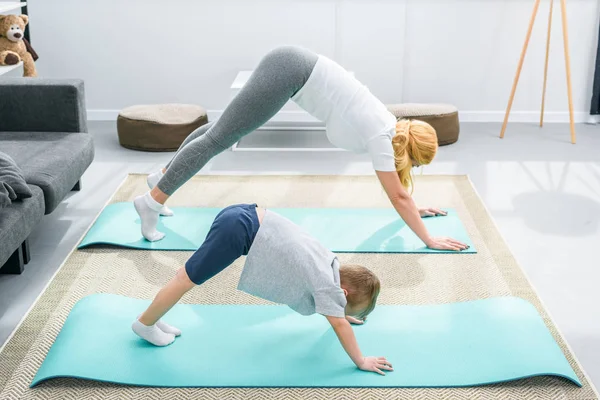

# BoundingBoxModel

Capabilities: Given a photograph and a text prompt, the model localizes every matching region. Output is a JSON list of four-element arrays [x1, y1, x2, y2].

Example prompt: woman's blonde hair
[[392, 119, 438, 192]]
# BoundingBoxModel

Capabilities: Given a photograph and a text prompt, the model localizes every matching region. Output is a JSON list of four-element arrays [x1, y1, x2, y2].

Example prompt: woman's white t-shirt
[[291, 54, 397, 172]]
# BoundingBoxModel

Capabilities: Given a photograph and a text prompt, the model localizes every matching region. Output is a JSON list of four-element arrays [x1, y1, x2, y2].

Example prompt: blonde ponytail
[[393, 119, 438, 193]]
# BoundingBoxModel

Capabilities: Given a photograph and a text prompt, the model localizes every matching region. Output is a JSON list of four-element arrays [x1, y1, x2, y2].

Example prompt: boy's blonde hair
[[339, 264, 380, 319]]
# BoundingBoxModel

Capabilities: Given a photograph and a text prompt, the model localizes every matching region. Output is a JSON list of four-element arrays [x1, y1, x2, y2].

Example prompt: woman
[[135, 45, 468, 251]]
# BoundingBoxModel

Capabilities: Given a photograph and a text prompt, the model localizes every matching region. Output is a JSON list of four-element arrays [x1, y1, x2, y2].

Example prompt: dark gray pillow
[[0, 151, 32, 209]]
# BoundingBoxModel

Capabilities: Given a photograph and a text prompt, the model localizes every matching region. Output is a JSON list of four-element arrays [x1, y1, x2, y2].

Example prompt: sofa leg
[[1, 247, 24, 274], [21, 239, 31, 264], [72, 180, 81, 191]]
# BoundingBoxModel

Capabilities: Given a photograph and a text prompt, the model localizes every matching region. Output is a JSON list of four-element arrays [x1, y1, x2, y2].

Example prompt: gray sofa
[[0, 78, 94, 273]]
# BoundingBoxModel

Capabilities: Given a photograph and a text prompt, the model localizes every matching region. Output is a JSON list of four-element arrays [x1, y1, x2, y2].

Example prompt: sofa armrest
[[0, 78, 88, 133]]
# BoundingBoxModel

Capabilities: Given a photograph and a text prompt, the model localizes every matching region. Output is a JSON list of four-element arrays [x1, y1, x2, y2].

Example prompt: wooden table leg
[[560, 0, 576, 144], [540, 0, 553, 127], [500, 0, 542, 138]]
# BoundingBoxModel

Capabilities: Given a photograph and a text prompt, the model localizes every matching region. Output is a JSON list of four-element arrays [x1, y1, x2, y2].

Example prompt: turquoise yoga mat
[[78, 202, 476, 253], [31, 294, 580, 388]]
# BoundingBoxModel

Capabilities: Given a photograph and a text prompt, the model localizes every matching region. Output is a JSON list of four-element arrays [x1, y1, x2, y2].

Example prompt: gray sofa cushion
[[0, 79, 87, 133], [0, 151, 33, 209], [0, 185, 44, 267], [0, 132, 94, 214]]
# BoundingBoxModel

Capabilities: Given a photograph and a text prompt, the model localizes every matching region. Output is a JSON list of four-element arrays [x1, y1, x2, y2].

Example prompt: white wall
[[26, 0, 600, 122]]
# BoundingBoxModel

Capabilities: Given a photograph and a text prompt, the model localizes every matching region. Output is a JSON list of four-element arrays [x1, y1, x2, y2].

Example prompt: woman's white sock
[[133, 192, 165, 242], [147, 170, 174, 217], [147, 170, 164, 189]]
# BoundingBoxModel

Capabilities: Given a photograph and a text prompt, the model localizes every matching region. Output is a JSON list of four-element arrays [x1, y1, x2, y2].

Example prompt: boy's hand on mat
[[419, 207, 447, 218], [346, 316, 365, 325], [359, 356, 393, 375], [426, 237, 469, 251]]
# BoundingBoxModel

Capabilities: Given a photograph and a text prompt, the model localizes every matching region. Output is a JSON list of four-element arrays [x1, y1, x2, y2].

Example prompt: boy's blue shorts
[[185, 203, 260, 285]]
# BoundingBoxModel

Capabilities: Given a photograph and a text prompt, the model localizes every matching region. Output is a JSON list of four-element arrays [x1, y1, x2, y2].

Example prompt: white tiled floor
[[1, 121, 599, 390]]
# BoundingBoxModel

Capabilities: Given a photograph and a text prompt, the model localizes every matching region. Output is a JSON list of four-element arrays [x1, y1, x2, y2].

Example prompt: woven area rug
[[0, 174, 597, 400]]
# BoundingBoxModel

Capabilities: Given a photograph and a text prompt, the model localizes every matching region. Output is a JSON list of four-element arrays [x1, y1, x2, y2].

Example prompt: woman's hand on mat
[[346, 316, 365, 325], [419, 207, 447, 218], [426, 237, 469, 251], [359, 356, 393, 376]]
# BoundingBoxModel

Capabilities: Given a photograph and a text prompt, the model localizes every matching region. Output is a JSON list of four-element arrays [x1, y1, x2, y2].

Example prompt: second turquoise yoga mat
[[78, 202, 476, 253], [31, 294, 580, 388]]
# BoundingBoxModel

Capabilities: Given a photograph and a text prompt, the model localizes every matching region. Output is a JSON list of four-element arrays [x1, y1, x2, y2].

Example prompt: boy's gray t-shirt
[[237, 210, 347, 318]]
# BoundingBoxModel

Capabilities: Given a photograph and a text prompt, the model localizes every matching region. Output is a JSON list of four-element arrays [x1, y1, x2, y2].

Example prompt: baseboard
[[87, 109, 597, 124], [459, 111, 594, 124], [87, 110, 320, 123], [87, 110, 120, 121]]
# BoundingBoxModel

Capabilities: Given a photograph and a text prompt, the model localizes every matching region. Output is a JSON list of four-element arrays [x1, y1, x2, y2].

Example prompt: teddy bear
[[0, 14, 37, 77]]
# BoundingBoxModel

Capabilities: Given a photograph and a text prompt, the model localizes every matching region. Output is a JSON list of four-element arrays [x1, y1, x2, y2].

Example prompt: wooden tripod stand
[[500, 0, 576, 144]]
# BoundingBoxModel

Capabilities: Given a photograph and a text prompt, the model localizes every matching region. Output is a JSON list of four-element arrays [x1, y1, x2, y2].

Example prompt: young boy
[[132, 203, 393, 376]]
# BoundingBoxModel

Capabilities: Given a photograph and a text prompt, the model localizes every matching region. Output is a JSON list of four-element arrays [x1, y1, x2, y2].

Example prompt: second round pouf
[[386, 103, 460, 146]]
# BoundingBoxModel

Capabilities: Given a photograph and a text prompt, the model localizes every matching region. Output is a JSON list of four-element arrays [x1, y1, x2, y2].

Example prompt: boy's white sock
[[156, 320, 181, 336], [147, 170, 174, 217], [137, 313, 182, 336], [131, 319, 175, 346], [133, 192, 165, 242]]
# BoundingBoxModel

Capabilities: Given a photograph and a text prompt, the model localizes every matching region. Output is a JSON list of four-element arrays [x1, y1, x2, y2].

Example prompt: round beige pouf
[[386, 103, 460, 146], [117, 104, 209, 152]]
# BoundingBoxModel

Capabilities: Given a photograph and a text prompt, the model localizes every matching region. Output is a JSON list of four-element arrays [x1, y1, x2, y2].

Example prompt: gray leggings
[[158, 46, 318, 195]]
